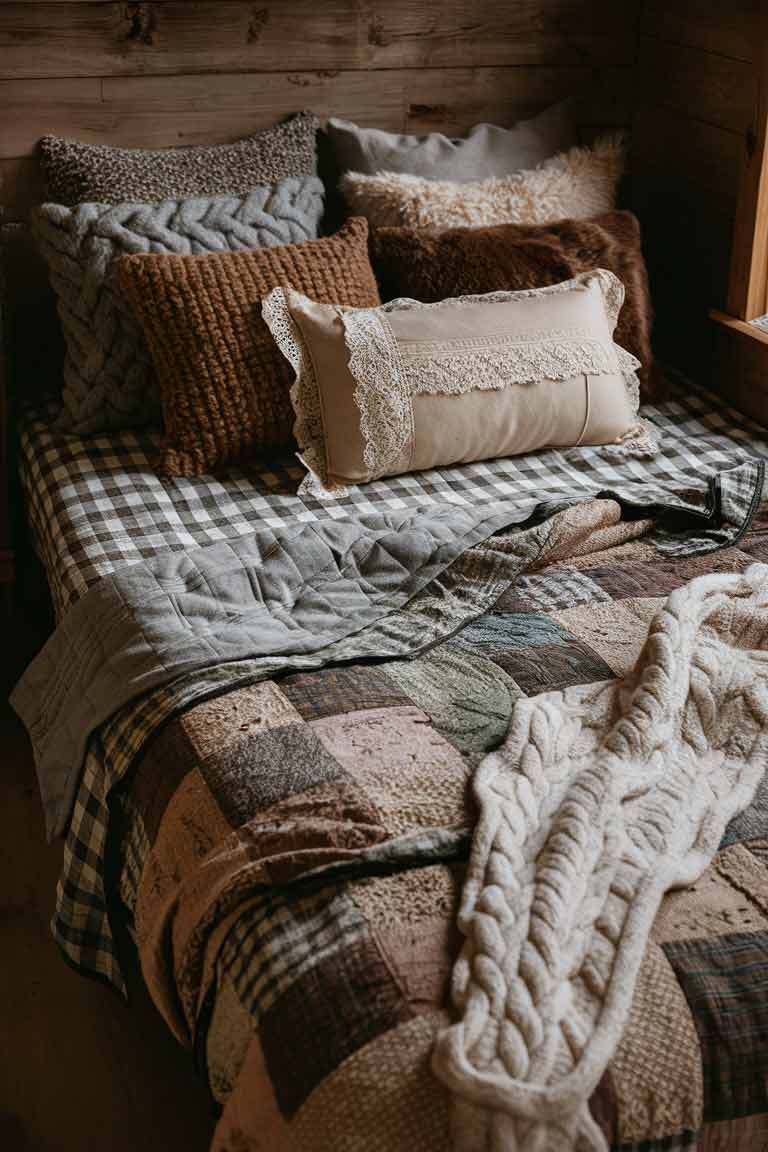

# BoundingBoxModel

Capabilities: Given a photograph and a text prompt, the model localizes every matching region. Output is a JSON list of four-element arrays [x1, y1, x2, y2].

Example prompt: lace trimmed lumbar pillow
[[263, 270, 656, 492], [340, 135, 624, 230], [33, 176, 325, 434]]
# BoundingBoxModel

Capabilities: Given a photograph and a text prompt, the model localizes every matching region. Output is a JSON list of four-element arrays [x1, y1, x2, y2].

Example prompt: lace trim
[[340, 308, 413, 473], [402, 340, 623, 397], [261, 287, 329, 487]]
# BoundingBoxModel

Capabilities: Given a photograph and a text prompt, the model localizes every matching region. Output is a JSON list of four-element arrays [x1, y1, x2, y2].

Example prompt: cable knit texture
[[433, 563, 768, 1152], [38, 111, 319, 206], [33, 178, 325, 433], [373, 211, 660, 399], [117, 217, 381, 476], [341, 135, 624, 230]]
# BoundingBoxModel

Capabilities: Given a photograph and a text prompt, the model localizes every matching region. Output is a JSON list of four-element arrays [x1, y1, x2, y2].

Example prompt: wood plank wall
[[630, 0, 761, 369], [0, 0, 639, 224]]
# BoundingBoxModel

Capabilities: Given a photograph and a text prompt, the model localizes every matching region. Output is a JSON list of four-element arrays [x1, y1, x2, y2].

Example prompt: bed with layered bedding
[[7, 89, 768, 1152]]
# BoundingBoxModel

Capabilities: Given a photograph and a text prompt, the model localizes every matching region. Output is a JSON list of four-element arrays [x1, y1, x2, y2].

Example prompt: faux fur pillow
[[341, 136, 624, 230], [372, 211, 658, 397], [117, 218, 381, 476], [263, 271, 655, 492]]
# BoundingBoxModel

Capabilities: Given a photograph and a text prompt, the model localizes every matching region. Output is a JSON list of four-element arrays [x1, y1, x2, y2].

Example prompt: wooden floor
[[1, 588, 215, 1152]]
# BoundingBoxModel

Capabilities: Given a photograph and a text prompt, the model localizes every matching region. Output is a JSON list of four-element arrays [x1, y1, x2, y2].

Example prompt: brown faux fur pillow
[[118, 218, 381, 475], [372, 211, 659, 397]]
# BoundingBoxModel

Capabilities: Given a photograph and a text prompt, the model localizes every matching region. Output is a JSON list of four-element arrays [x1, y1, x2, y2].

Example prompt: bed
[[13, 377, 768, 1152]]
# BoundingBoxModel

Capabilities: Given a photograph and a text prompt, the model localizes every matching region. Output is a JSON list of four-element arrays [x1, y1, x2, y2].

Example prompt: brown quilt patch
[[259, 933, 411, 1117], [310, 705, 470, 835], [129, 716, 197, 842], [662, 931, 768, 1122], [551, 597, 663, 677], [198, 721, 344, 825], [653, 844, 768, 943], [182, 682, 302, 762], [606, 942, 703, 1145], [288, 1013, 451, 1152], [583, 548, 755, 601], [279, 665, 411, 722]]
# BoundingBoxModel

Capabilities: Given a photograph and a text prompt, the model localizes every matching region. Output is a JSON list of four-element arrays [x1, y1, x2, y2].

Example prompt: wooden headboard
[[0, 1, 639, 405]]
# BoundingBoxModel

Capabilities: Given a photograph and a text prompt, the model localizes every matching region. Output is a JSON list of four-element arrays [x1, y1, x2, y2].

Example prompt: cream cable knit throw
[[434, 563, 768, 1152]]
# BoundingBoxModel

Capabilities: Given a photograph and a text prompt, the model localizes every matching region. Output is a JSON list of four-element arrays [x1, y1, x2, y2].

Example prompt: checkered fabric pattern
[[19, 370, 768, 620], [218, 889, 369, 1024]]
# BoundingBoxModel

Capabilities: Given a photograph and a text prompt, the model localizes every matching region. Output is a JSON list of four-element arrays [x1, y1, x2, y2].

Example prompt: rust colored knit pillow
[[117, 217, 381, 475], [372, 211, 660, 398]]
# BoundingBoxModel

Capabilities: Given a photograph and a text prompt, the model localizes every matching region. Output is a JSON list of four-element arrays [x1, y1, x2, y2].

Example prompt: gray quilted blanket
[[12, 461, 764, 841]]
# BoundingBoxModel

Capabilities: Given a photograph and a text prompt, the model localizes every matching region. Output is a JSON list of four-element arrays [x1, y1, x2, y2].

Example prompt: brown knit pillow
[[372, 211, 660, 398], [117, 218, 381, 475]]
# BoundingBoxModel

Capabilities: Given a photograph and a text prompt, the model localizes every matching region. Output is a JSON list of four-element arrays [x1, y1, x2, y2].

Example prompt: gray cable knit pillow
[[33, 176, 325, 433], [39, 111, 319, 206]]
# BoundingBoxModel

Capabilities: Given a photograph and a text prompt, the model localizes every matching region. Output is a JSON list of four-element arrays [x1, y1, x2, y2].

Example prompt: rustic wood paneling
[[636, 36, 756, 135], [631, 3, 761, 371], [0, 1, 636, 79], [640, 0, 757, 62], [0, 0, 638, 224], [632, 109, 744, 215], [0, 63, 631, 219]]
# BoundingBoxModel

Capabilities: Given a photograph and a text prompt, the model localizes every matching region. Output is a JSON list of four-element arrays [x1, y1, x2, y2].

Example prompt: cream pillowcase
[[340, 135, 624, 230], [263, 270, 656, 492]]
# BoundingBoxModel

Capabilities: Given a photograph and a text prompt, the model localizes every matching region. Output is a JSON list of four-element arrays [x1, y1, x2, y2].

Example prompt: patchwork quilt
[[75, 497, 768, 1152]]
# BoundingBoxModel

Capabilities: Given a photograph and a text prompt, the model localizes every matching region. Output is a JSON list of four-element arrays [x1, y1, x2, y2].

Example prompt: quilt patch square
[[458, 612, 615, 693], [493, 567, 610, 614], [279, 665, 410, 722], [383, 641, 522, 767], [199, 722, 343, 825], [662, 931, 768, 1123], [720, 770, 768, 848], [259, 933, 410, 1117], [310, 706, 469, 836], [219, 888, 369, 1026], [492, 639, 615, 694]]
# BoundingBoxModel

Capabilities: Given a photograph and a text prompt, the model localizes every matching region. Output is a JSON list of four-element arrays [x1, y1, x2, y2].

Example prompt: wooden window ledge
[[709, 309, 768, 426]]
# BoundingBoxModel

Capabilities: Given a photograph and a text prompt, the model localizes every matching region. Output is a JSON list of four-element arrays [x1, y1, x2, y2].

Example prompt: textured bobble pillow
[[341, 135, 624, 229], [39, 111, 319, 205], [372, 210, 658, 398], [326, 102, 575, 181], [117, 217, 381, 476], [262, 270, 656, 492], [33, 177, 325, 433]]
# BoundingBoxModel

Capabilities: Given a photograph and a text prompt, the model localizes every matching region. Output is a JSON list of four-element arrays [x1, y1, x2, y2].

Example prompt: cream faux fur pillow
[[340, 135, 624, 229]]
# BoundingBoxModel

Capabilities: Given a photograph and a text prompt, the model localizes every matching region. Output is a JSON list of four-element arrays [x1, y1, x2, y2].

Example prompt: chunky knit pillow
[[117, 218, 381, 476], [39, 112, 319, 206], [372, 211, 658, 398], [341, 136, 624, 230], [33, 177, 325, 433]]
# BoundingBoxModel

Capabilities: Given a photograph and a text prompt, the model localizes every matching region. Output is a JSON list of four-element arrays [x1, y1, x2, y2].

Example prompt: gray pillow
[[33, 176, 325, 433], [326, 103, 575, 183], [39, 111, 319, 206]]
